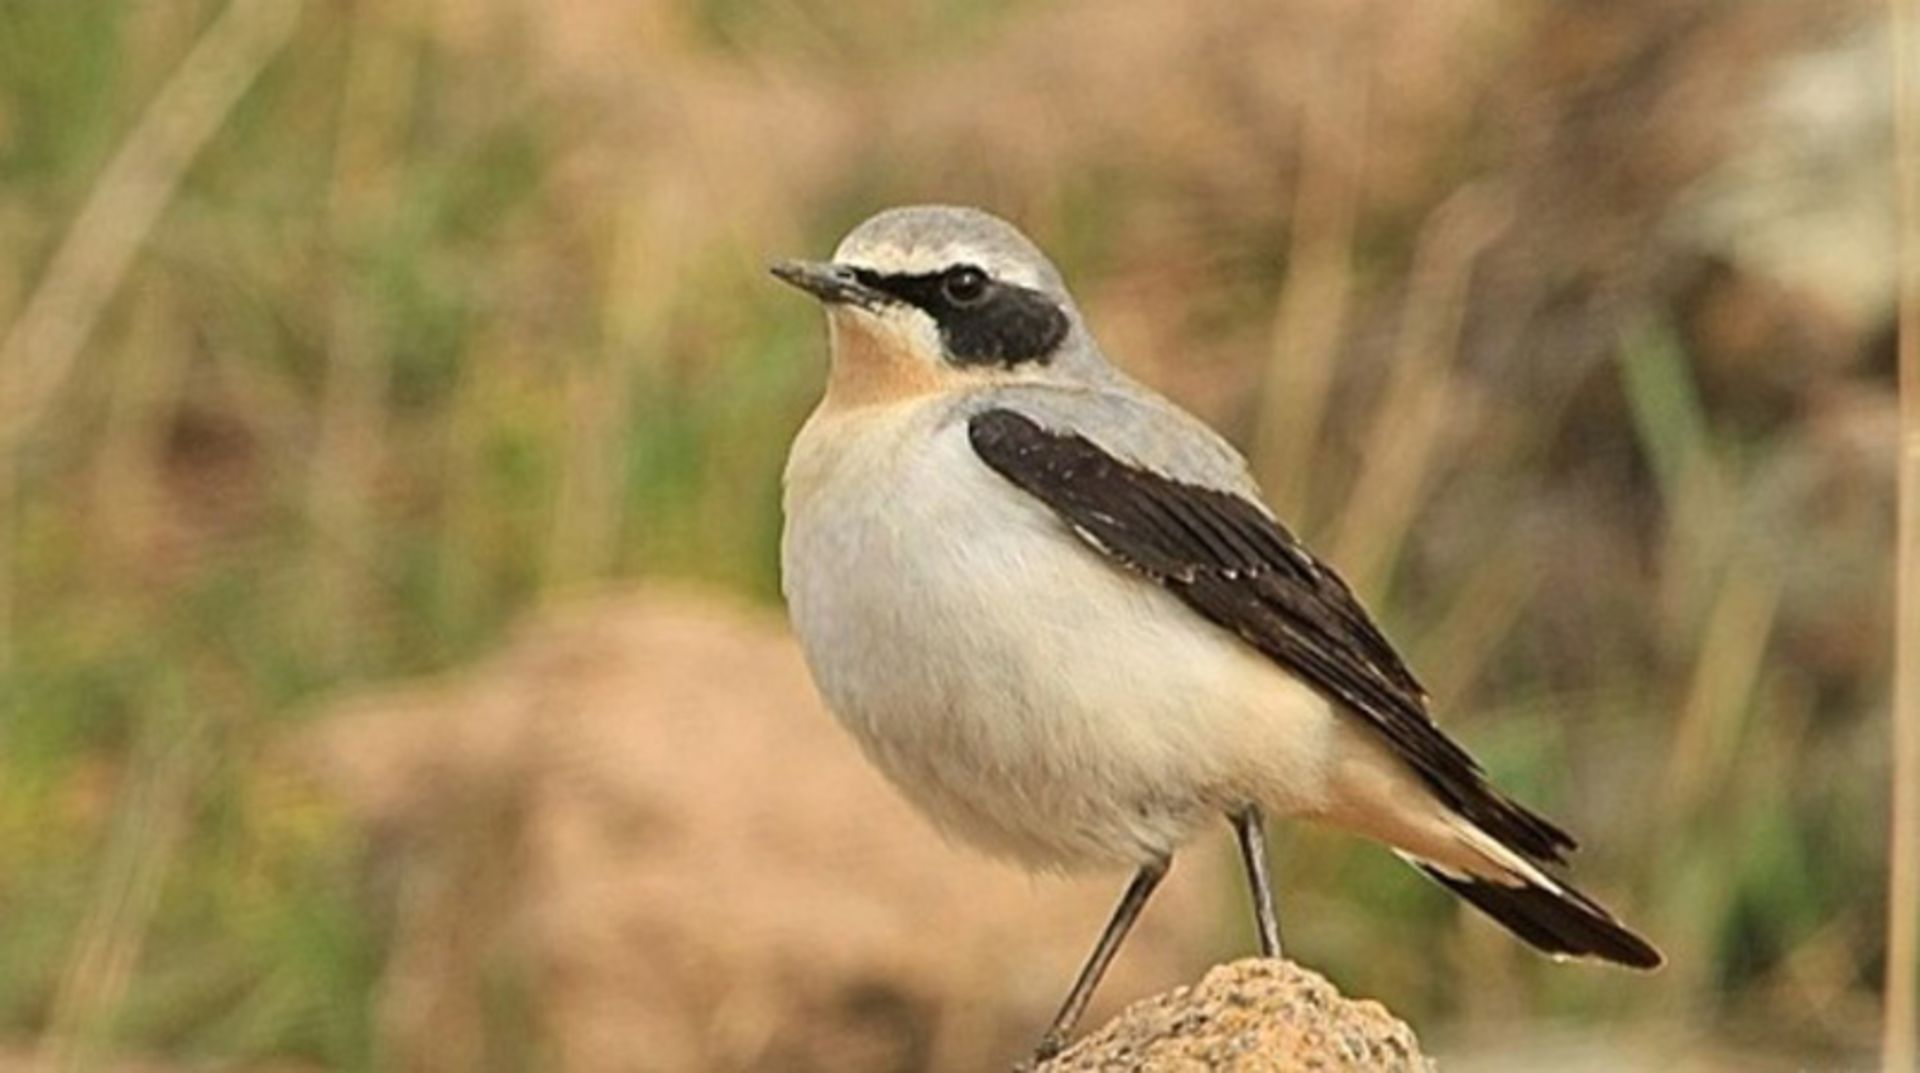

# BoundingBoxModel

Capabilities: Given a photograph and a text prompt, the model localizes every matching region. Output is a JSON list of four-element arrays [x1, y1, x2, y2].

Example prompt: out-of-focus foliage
[[0, 0, 1895, 1068]]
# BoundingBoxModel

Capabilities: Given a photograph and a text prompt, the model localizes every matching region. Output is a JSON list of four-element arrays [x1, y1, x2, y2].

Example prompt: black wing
[[968, 407, 1574, 864]]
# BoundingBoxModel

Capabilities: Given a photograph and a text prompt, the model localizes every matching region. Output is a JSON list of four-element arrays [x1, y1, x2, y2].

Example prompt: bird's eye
[[941, 266, 990, 307]]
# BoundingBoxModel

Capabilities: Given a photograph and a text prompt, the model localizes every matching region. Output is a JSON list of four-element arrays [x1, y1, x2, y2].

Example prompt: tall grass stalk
[[0, 0, 299, 459], [544, 189, 676, 589], [1661, 561, 1782, 828], [1327, 185, 1507, 600], [89, 284, 186, 575], [1886, 1, 1920, 1069], [34, 688, 208, 1071], [307, 0, 414, 665], [1252, 31, 1367, 519], [0, 455, 12, 677]]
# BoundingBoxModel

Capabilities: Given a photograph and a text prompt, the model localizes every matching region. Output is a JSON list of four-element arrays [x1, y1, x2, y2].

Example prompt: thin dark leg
[[1232, 806, 1283, 958], [1030, 857, 1171, 1063]]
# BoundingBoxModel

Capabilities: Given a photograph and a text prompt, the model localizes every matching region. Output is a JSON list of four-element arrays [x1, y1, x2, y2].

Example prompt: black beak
[[769, 259, 888, 310]]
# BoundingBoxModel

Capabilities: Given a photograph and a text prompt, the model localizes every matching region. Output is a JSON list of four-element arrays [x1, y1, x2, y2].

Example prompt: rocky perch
[[1039, 959, 1434, 1072]]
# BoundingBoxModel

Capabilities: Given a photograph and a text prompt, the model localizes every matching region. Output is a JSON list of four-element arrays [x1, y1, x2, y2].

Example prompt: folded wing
[[967, 406, 1575, 865]]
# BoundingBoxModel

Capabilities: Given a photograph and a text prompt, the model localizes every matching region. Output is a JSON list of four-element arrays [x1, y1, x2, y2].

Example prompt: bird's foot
[[1016, 1031, 1068, 1070]]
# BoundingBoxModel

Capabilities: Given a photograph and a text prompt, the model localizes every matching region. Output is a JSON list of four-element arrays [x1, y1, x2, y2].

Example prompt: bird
[[770, 204, 1660, 1063]]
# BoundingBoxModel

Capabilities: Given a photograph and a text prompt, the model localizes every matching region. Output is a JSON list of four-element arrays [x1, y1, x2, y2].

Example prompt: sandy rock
[[1040, 959, 1432, 1073]]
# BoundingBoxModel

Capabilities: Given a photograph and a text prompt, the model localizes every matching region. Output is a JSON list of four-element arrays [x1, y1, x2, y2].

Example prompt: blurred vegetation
[[0, 0, 1899, 1068]]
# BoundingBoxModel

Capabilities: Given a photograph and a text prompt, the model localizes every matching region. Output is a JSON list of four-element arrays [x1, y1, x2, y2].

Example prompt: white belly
[[781, 401, 1339, 870]]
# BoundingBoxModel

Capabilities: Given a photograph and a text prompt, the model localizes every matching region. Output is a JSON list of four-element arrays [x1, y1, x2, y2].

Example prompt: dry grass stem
[[306, 0, 415, 661], [544, 185, 682, 588], [1660, 561, 1784, 825], [1327, 185, 1510, 598], [0, 455, 13, 674], [1253, 29, 1369, 520], [1413, 529, 1542, 711], [33, 704, 209, 1072], [0, 0, 300, 458], [88, 283, 188, 574], [1885, 1, 1920, 1068]]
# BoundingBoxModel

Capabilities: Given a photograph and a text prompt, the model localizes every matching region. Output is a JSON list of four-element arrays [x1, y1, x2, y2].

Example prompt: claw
[[1024, 1031, 1068, 1069]]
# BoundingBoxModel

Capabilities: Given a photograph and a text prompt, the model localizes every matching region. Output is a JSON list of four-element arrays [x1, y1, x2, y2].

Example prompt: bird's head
[[772, 205, 1110, 407]]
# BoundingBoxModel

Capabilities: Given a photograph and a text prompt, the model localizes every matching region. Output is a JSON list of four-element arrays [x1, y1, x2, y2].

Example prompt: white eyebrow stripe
[[834, 242, 1046, 291]]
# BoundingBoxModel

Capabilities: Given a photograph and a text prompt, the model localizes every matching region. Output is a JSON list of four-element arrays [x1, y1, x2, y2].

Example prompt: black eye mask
[[851, 264, 1071, 368]]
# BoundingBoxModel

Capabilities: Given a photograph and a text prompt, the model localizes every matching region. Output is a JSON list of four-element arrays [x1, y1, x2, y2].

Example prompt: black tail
[[1417, 865, 1663, 970]]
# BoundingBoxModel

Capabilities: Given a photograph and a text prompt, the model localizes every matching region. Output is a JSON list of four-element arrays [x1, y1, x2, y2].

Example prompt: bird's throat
[[820, 309, 951, 412]]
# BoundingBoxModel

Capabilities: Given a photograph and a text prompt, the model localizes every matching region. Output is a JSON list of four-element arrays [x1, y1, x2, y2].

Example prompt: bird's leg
[[1232, 805, 1284, 959], [1030, 857, 1171, 1064]]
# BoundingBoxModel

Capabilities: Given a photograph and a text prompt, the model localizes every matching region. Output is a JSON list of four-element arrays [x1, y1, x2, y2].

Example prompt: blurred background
[[0, 0, 1905, 1070]]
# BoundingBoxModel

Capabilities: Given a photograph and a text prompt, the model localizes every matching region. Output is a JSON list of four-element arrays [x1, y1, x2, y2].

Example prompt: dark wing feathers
[[1415, 864, 1663, 968], [968, 407, 1575, 864]]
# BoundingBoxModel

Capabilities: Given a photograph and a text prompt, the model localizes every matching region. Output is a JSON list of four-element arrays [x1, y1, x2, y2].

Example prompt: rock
[[294, 587, 1230, 1072], [1040, 958, 1433, 1073]]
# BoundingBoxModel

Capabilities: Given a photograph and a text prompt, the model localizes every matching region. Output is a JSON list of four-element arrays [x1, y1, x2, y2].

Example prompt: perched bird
[[772, 205, 1660, 1062]]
